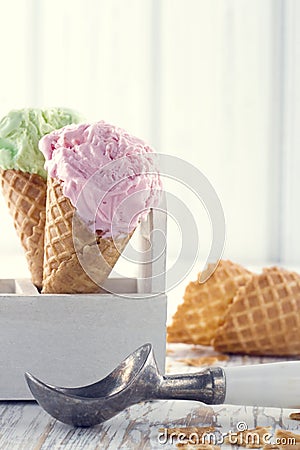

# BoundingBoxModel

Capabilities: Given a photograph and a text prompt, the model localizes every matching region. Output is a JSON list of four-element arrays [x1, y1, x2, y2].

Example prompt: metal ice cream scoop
[[25, 343, 300, 427]]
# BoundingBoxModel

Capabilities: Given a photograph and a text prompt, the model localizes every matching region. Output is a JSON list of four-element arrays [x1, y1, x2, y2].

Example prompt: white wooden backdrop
[[0, 0, 299, 274]]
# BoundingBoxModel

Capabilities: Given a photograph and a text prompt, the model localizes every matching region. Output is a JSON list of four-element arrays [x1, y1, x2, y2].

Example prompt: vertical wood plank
[[160, 0, 274, 263], [0, 0, 32, 117], [37, 0, 153, 142], [0, 0, 35, 257], [267, 0, 285, 263], [281, 0, 300, 264]]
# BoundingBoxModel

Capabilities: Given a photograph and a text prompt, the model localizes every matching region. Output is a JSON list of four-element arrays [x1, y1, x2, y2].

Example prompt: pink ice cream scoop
[[39, 120, 162, 237]]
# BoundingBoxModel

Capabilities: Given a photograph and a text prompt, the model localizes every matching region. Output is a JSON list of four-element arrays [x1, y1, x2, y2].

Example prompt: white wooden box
[[0, 208, 167, 399]]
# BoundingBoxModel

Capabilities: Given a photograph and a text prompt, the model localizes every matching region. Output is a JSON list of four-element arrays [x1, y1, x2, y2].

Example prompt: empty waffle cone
[[213, 267, 300, 355], [0, 169, 46, 289], [42, 177, 132, 294], [167, 260, 252, 345]]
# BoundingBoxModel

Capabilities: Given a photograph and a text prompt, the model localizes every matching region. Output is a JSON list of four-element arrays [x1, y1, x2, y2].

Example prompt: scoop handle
[[157, 367, 226, 404], [224, 361, 300, 408]]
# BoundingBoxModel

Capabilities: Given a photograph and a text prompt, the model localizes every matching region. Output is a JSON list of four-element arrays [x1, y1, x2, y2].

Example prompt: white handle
[[224, 362, 300, 408]]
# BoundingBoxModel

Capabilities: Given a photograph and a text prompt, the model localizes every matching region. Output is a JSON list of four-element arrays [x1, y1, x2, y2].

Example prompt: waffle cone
[[213, 267, 300, 355], [167, 260, 252, 345], [42, 177, 132, 294], [0, 169, 46, 288]]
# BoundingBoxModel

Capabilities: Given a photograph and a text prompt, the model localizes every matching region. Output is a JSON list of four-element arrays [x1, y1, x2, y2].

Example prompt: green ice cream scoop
[[0, 108, 83, 179]]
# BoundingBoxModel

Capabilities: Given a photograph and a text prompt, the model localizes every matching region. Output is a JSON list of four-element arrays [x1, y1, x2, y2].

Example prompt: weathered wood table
[[0, 260, 299, 448], [0, 343, 299, 450]]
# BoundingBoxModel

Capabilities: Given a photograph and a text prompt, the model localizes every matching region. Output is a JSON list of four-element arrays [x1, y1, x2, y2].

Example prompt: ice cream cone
[[0, 169, 46, 288], [167, 260, 252, 345], [42, 177, 132, 294], [39, 120, 162, 294], [0, 107, 83, 287], [213, 267, 300, 355]]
